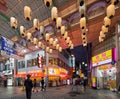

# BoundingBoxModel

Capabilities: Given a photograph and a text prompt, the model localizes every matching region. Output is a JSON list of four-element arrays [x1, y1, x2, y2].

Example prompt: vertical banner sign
[[1, 36, 14, 55]]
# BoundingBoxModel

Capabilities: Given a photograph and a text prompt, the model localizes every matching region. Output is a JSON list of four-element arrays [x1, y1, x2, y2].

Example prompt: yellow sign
[[92, 49, 112, 67]]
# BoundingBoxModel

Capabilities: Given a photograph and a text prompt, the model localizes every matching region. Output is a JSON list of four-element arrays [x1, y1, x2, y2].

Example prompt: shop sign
[[1, 36, 15, 55], [92, 49, 112, 67]]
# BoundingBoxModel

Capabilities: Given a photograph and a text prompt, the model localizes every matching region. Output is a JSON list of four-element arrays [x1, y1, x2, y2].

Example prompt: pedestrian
[[71, 75, 78, 92], [33, 79, 38, 92], [83, 76, 88, 92], [41, 77, 45, 91], [24, 74, 33, 99]]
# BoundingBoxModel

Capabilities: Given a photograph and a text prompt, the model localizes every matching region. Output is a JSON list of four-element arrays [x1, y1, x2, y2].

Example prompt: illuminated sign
[[92, 49, 112, 67]]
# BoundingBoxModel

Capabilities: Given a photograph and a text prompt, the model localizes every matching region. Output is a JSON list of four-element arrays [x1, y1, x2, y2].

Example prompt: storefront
[[91, 48, 117, 90]]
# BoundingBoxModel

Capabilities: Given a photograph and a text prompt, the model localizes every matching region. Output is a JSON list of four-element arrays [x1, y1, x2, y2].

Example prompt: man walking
[[41, 77, 45, 91], [24, 74, 33, 99]]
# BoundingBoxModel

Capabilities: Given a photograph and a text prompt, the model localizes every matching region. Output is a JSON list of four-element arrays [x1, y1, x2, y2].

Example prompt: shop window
[[18, 61, 25, 69], [32, 58, 37, 66], [27, 59, 32, 67]]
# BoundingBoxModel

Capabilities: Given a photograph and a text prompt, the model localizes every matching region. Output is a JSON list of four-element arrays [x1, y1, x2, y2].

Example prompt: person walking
[[83, 76, 88, 92], [41, 77, 45, 91], [33, 79, 38, 92], [24, 74, 33, 99]]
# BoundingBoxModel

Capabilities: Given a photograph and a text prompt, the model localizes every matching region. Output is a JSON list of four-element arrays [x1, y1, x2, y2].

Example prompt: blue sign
[[1, 36, 15, 55]]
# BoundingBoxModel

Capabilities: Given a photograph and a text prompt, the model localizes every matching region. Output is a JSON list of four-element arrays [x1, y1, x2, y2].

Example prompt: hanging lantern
[[79, 0, 84, 6], [61, 26, 66, 36], [24, 6, 32, 21], [49, 49, 53, 53], [51, 6, 58, 22], [33, 18, 39, 30], [20, 26, 26, 37], [45, 33, 50, 42], [27, 32, 32, 42], [42, 44, 45, 50], [68, 41, 72, 46], [53, 40, 57, 47], [56, 44, 59, 50], [56, 17, 62, 29], [102, 25, 108, 33], [40, 25, 44, 35], [104, 16, 111, 27], [44, 0, 52, 7], [82, 33, 86, 40], [66, 37, 70, 44], [10, 17, 18, 29], [59, 47, 62, 52], [64, 31, 68, 40], [70, 44, 74, 49], [46, 47, 50, 52], [33, 37, 38, 45], [100, 31, 105, 38], [83, 40, 87, 46], [38, 41, 42, 48], [80, 17, 86, 30], [49, 38, 54, 45], [106, 4, 115, 19], [99, 36, 104, 42]]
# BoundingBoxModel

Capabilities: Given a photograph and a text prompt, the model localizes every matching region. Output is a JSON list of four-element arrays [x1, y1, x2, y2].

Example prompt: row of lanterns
[[10, 0, 65, 53], [99, 0, 116, 42], [79, 0, 87, 46]]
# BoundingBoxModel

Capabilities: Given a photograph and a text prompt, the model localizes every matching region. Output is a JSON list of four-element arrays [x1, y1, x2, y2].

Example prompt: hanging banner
[[1, 36, 15, 55]]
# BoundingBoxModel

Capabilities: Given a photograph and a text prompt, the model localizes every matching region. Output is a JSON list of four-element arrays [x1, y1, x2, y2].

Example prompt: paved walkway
[[0, 86, 120, 99]]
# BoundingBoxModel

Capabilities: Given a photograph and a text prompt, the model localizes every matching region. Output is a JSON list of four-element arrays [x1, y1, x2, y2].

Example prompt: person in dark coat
[[24, 74, 33, 99], [41, 77, 45, 91]]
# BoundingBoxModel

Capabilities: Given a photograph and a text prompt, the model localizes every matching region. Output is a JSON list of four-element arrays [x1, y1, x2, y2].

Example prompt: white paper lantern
[[45, 33, 50, 42], [82, 33, 86, 40], [56, 44, 59, 50], [80, 9, 86, 18], [49, 38, 54, 45], [33, 37, 38, 45], [100, 31, 105, 38], [99, 36, 104, 42], [20, 26, 26, 37], [51, 6, 58, 22], [68, 41, 72, 46], [33, 18, 39, 30], [104, 16, 111, 27], [24, 6, 32, 21], [27, 32, 32, 42], [70, 44, 74, 49], [83, 41, 87, 46], [10, 17, 18, 29], [49, 49, 53, 53], [53, 40, 57, 47], [56, 17, 62, 29], [102, 25, 108, 33], [64, 31, 68, 40], [59, 47, 62, 52], [66, 37, 70, 44], [80, 17, 86, 30], [40, 26, 44, 34], [79, 0, 84, 6], [38, 41, 42, 48], [61, 26, 66, 36], [46, 47, 50, 52], [106, 4, 115, 19], [44, 0, 52, 7]]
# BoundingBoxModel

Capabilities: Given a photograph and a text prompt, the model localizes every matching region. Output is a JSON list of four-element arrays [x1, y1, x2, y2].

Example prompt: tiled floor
[[0, 86, 120, 99]]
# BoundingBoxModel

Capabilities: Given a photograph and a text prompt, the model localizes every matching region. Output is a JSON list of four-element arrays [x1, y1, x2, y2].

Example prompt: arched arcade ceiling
[[0, 0, 120, 54]]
